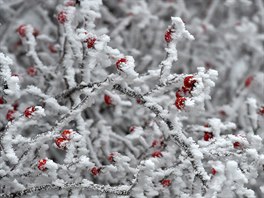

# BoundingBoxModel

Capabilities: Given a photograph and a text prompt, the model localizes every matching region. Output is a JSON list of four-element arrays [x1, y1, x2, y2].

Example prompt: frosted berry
[[152, 151, 163, 158], [108, 153, 115, 163], [55, 137, 68, 149], [233, 141, 240, 148], [129, 126, 135, 133], [164, 30, 172, 42], [151, 140, 158, 147], [33, 28, 39, 37], [245, 76, 253, 87], [38, 159, 47, 171], [85, 37, 96, 48], [161, 179, 171, 187], [258, 106, 264, 116], [204, 132, 213, 141], [184, 76, 196, 89], [116, 58, 127, 70], [175, 97, 186, 110], [6, 110, 15, 121], [61, 129, 74, 140], [104, 94, 112, 105], [48, 44, 57, 53], [27, 66, 37, 77], [12, 102, 19, 111], [24, 106, 36, 118], [182, 86, 191, 94], [0, 97, 5, 105], [16, 25, 27, 37], [91, 167, 101, 176], [176, 90, 183, 98], [136, 98, 143, 104], [211, 168, 217, 175], [57, 11, 67, 24]]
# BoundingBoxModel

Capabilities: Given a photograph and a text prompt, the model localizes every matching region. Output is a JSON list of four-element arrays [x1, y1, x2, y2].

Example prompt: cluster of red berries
[[57, 11, 68, 24], [6, 105, 36, 121], [116, 58, 127, 71], [16, 24, 39, 38], [175, 75, 196, 110], [151, 139, 164, 148], [54, 129, 74, 149]]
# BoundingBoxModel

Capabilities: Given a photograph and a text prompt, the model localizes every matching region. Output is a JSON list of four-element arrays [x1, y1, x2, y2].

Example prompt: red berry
[[211, 168, 217, 175], [57, 11, 67, 24], [61, 129, 74, 140], [104, 94, 112, 105], [12, 102, 19, 111], [48, 44, 57, 53], [182, 86, 191, 94], [151, 140, 158, 147], [219, 110, 226, 117], [164, 30, 172, 42], [16, 25, 26, 37], [16, 25, 38, 37], [38, 159, 47, 171], [6, 110, 15, 121], [203, 132, 213, 141], [91, 167, 101, 176], [108, 153, 115, 163], [129, 126, 135, 133], [33, 28, 39, 37], [176, 90, 183, 98], [161, 179, 171, 187], [27, 66, 37, 77], [24, 106, 36, 118], [175, 97, 186, 110], [116, 58, 127, 70], [258, 106, 264, 116], [245, 76, 253, 87], [54, 137, 68, 149], [85, 37, 96, 48], [184, 76, 196, 89], [233, 142, 240, 148], [152, 151, 163, 158], [136, 98, 143, 104], [15, 39, 22, 48], [0, 97, 5, 105]]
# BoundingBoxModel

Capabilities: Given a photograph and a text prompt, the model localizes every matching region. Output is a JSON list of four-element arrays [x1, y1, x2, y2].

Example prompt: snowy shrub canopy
[[0, 0, 263, 197]]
